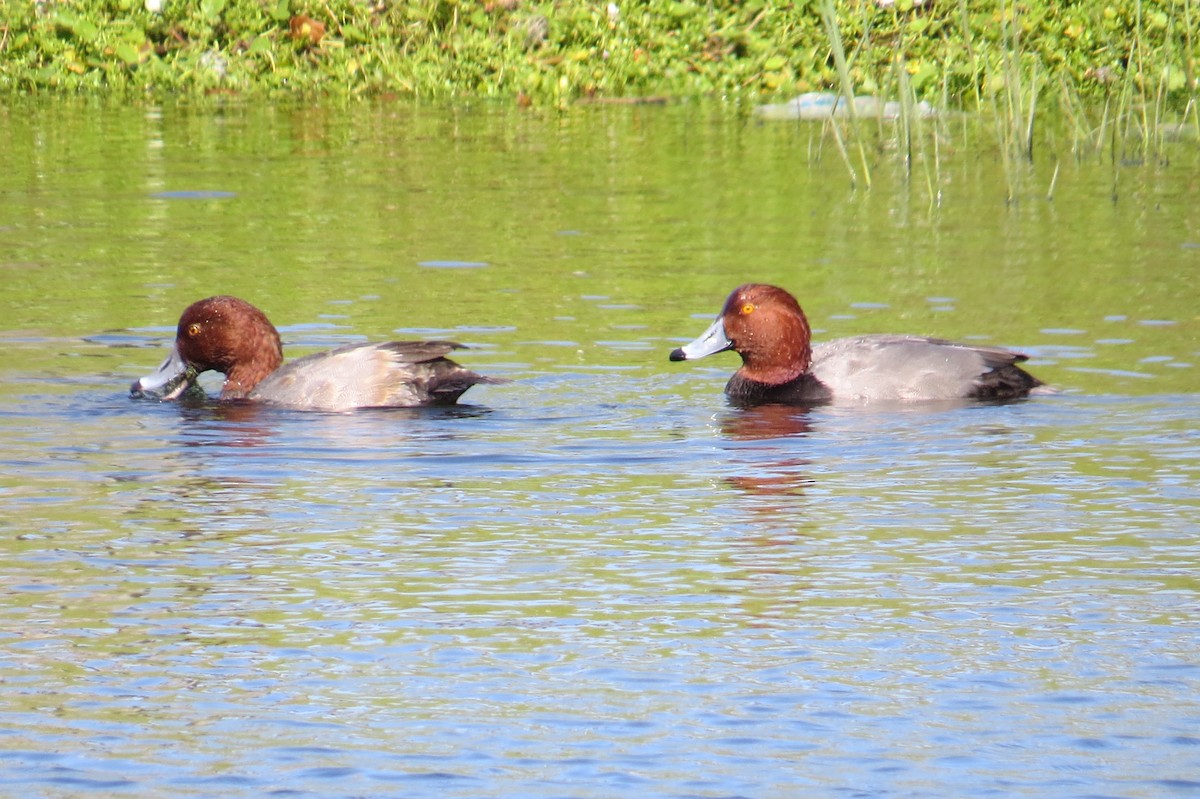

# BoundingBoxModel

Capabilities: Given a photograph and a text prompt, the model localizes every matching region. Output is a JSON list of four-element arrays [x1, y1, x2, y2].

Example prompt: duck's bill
[[669, 317, 733, 361], [130, 344, 197, 400]]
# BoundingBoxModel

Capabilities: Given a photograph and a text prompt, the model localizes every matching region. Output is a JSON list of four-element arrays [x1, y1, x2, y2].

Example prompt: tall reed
[[817, 0, 872, 190]]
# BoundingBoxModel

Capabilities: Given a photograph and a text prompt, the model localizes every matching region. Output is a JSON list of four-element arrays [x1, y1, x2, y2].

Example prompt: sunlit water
[[1, 100, 1198, 797]]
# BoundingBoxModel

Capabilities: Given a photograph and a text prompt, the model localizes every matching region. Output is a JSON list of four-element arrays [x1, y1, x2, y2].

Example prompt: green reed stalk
[[1186, 0, 1197, 100], [1023, 65, 1039, 161], [1154, 71, 1169, 158], [1057, 77, 1091, 160], [994, 108, 1017, 205], [996, 0, 1020, 201], [894, 55, 939, 208], [1115, 38, 1141, 163], [957, 0, 982, 110], [825, 118, 859, 188], [1133, 0, 1152, 161], [1097, 95, 1113, 161], [895, 58, 914, 178], [817, 0, 871, 189]]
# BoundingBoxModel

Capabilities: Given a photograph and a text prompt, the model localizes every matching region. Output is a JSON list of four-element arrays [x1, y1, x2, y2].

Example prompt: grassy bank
[[0, 0, 1196, 112]]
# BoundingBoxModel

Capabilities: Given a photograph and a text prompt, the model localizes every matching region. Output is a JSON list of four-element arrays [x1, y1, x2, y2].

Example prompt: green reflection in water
[[0, 99, 1196, 398]]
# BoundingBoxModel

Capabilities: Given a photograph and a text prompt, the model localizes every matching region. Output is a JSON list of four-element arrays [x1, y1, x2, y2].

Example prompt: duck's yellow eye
[[187, 323, 201, 337], [741, 303, 755, 315]]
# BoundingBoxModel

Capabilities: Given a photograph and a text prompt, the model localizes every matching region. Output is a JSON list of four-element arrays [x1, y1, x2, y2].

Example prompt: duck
[[669, 283, 1043, 406], [131, 295, 502, 411]]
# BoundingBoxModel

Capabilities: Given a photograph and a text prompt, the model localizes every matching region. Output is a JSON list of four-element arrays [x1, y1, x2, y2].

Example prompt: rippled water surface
[[1, 100, 1198, 797]]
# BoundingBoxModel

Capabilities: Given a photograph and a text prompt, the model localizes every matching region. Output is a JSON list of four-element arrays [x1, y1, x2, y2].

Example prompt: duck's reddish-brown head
[[670, 283, 814, 385], [131, 296, 284, 400]]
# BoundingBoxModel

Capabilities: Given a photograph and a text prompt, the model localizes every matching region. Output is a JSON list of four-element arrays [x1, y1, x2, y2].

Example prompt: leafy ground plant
[[0, 0, 1195, 114]]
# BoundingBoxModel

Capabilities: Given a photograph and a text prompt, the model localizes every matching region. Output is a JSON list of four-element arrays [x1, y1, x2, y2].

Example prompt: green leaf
[[56, 13, 100, 44], [909, 61, 938, 92], [114, 43, 140, 64], [248, 35, 273, 55], [201, 0, 227, 21]]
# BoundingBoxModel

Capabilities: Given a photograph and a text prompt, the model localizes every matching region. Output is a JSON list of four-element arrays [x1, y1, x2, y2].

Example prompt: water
[[1, 100, 1198, 798]]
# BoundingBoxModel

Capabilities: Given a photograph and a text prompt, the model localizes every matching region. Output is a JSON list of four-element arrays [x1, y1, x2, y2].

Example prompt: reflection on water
[[718, 402, 817, 441], [717, 405, 815, 517], [1, 101, 1199, 798]]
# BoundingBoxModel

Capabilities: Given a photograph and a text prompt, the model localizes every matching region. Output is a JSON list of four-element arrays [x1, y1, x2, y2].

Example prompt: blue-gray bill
[[669, 316, 733, 361], [130, 344, 197, 400]]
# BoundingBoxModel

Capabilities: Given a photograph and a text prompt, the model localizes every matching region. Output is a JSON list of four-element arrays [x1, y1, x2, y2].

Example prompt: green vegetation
[[1, 0, 1196, 111]]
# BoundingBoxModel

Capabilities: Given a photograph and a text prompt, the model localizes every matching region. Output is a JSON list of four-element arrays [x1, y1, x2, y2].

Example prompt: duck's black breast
[[725, 373, 834, 408]]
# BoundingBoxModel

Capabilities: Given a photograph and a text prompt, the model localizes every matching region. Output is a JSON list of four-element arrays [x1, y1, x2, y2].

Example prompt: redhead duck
[[670, 284, 1043, 405], [131, 296, 501, 410]]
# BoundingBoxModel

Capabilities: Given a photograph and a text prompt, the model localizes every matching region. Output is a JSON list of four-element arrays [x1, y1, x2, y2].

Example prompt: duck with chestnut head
[[670, 284, 1043, 406], [132, 296, 502, 411]]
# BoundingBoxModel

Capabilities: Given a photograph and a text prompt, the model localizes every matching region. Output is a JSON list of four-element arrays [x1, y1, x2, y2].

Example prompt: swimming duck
[[670, 283, 1043, 405], [131, 296, 501, 410]]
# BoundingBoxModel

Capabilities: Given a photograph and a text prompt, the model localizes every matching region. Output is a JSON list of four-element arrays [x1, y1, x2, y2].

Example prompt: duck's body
[[244, 340, 492, 408], [670, 284, 1042, 406], [132, 296, 500, 411]]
